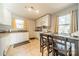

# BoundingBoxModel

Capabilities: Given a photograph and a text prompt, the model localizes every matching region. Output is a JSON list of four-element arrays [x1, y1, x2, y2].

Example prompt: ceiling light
[[25, 6, 40, 13], [36, 10, 39, 13], [28, 8, 32, 11]]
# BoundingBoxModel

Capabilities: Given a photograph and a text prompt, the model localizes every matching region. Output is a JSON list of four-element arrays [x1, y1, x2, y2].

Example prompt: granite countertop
[[41, 33, 79, 41], [0, 30, 28, 33], [54, 34, 79, 41]]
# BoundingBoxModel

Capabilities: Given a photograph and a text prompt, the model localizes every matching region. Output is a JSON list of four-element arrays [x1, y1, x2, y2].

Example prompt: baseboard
[[29, 37, 36, 40], [13, 40, 30, 48]]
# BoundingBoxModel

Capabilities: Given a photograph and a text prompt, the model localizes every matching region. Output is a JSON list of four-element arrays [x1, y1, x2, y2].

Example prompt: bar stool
[[52, 36, 72, 56], [40, 33, 47, 56], [40, 33, 53, 56], [47, 35, 53, 56]]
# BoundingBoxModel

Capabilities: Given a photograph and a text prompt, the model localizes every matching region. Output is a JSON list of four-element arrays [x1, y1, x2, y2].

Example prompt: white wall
[[24, 19, 36, 38], [50, 15, 54, 33], [29, 20, 36, 38]]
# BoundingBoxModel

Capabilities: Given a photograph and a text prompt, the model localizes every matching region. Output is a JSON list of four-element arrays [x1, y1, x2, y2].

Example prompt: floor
[[6, 39, 43, 56], [5, 39, 75, 56]]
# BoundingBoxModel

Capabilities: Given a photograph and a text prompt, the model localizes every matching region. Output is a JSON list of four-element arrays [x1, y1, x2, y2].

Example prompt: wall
[[50, 15, 54, 33], [24, 19, 36, 38]]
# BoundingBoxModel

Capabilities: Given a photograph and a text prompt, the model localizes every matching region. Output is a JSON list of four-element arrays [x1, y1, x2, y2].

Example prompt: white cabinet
[[0, 32, 29, 56], [35, 32, 40, 40], [41, 15, 50, 26], [0, 33, 11, 56], [35, 32, 42, 40], [36, 15, 50, 27], [78, 3, 79, 31], [0, 4, 4, 24], [3, 7, 12, 25], [0, 4, 12, 26], [36, 18, 42, 27], [10, 32, 29, 44]]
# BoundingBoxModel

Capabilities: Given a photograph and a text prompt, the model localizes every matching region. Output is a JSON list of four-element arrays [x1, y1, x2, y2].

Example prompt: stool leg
[[40, 44, 41, 52], [42, 47, 44, 56], [47, 46, 49, 56]]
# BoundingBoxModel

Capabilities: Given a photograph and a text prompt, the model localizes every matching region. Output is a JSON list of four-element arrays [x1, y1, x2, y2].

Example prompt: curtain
[[12, 19, 16, 29], [70, 10, 77, 33], [53, 15, 59, 34]]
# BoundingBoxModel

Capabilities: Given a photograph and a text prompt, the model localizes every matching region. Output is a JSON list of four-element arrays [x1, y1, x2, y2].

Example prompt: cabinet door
[[43, 15, 49, 26], [0, 4, 4, 24], [41, 16, 46, 26], [39, 18, 42, 26], [3, 7, 11, 25], [36, 20, 38, 27], [0, 33, 11, 56], [36, 18, 42, 27], [0, 4, 11, 26], [41, 15, 50, 26], [10, 32, 29, 44], [36, 15, 50, 27]]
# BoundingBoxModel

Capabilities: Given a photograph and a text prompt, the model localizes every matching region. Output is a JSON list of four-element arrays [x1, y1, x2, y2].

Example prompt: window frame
[[58, 14, 71, 35], [15, 19, 24, 29]]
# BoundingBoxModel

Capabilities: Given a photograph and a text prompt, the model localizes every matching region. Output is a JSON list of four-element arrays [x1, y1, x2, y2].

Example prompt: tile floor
[[5, 39, 75, 56], [6, 39, 43, 56]]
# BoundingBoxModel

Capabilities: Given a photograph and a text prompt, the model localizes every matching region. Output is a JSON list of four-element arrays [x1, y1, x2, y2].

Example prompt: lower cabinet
[[0, 32, 29, 56], [10, 32, 29, 44], [35, 32, 42, 40]]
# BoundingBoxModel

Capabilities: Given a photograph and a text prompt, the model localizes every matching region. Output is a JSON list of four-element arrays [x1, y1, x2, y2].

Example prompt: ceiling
[[4, 3, 73, 20]]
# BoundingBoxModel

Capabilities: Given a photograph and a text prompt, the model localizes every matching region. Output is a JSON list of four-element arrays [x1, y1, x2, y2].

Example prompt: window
[[58, 14, 71, 35], [16, 19, 24, 29]]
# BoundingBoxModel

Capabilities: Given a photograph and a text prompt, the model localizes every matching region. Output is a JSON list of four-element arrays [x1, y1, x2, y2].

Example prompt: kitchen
[[0, 3, 79, 56]]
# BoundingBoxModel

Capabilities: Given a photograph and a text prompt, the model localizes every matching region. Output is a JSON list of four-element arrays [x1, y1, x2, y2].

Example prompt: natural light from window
[[16, 19, 24, 29], [58, 14, 71, 35]]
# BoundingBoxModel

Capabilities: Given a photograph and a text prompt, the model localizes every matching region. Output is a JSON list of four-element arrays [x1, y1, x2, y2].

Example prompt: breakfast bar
[[53, 34, 79, 56], [40, 33, 79, 56]]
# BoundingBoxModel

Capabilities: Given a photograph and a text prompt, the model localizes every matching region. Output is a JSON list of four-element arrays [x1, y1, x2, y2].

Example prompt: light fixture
[[36, 10, 39, 13], [28, 7, 32, 11], [25, 6, 39, 13]]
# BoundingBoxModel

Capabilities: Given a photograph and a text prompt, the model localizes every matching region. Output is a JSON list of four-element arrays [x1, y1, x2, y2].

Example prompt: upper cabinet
[[36, 18, 42, 27], [0, 4, 4, 24], [36, 15, 50, 27], [0, 4, 12, 26]]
